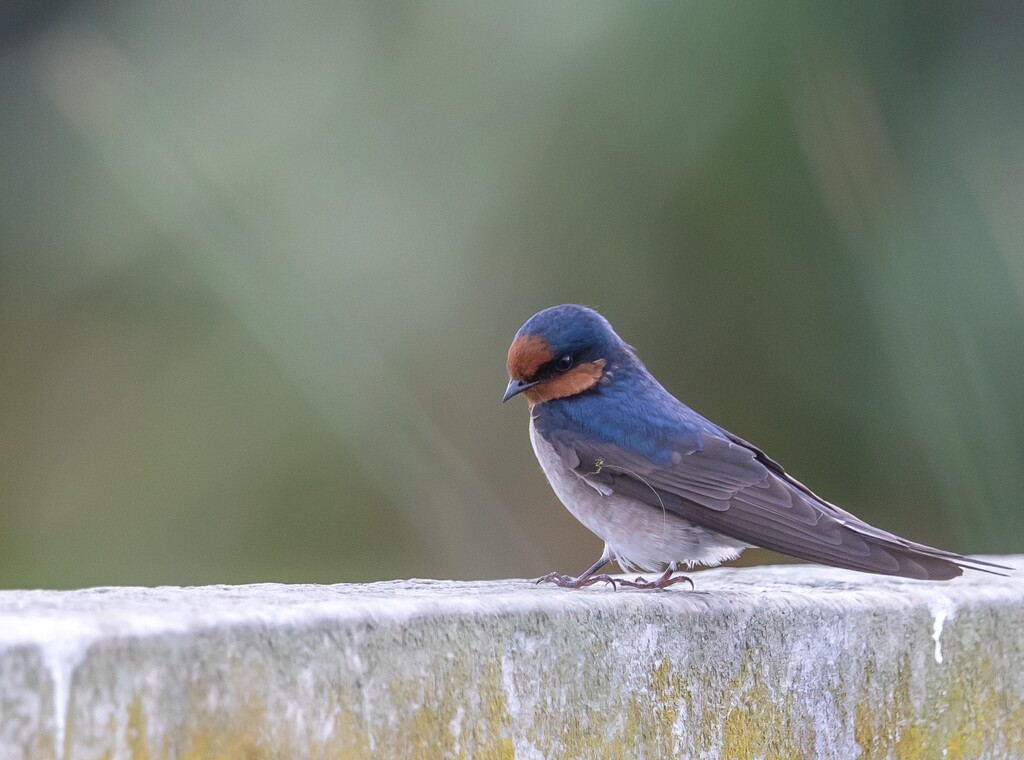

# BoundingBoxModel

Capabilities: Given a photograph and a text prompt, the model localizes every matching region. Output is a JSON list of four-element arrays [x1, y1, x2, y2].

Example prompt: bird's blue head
[[503, 304, 625, 405]]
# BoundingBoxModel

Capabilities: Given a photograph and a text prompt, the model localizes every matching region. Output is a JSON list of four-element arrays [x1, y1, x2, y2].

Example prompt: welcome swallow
[[503, 304, 1004, 589]]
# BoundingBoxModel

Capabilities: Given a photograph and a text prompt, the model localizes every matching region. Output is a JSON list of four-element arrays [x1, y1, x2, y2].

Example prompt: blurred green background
[[1, 2, 1022, 589]]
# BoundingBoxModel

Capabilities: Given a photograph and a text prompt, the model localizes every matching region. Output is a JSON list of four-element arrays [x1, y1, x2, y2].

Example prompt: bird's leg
[[537, 549, 618, 589], [619, 563, 694, 590]]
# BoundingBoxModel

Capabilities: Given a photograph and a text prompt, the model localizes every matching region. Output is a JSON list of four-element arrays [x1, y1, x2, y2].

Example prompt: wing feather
[[555, 428, 1004, 580]]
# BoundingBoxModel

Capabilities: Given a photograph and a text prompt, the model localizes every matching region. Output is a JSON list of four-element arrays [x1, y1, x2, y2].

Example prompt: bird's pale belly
[[529, 419, 747, 572]]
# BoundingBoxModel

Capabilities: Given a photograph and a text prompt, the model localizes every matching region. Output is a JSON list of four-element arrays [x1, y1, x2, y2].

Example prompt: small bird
[[503, 304, 1005, 589]]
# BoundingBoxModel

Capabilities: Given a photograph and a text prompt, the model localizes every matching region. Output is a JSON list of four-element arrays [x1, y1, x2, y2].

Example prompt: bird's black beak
[[502, 377, 538, 402]]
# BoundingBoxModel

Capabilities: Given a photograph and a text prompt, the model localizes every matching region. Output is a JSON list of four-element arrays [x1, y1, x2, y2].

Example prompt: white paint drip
[[0, 616, 101, 758], [929, 601, 955, 665], [42, 635, 94, 756]]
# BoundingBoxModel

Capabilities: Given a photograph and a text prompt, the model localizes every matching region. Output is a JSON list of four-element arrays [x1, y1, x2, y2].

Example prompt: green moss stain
[[853, 659, 877, 759], [640, 658, 685, 752], [384, 653, 513, 760], [719, 648, 799, 760], [126, 695, 149, 760]]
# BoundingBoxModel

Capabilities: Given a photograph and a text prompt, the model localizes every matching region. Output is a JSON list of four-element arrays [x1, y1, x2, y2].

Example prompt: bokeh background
[[2, 2, 1022, 589]]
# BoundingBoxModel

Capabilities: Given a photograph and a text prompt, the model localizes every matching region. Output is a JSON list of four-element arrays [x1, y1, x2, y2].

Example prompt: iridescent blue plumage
[[534, 377, 707, 466]]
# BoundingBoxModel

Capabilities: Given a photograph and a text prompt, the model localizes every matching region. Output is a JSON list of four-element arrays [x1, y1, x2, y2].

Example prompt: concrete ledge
[[1, 558, 1023, 759]]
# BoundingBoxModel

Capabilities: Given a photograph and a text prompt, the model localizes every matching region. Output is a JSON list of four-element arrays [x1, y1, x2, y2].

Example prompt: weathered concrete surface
[[0, 559, 1022, 760]]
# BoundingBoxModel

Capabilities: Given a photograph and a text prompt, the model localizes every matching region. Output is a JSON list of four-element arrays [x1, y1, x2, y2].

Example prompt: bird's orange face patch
[[525, 359, 606, 405], [506, 334, 554, 381]]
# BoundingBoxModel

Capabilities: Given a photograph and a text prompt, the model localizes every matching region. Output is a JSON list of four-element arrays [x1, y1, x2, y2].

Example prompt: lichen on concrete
[[0, 559, 1022, 759]]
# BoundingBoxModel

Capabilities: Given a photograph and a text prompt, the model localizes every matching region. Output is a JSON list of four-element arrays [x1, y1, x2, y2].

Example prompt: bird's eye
[[554, 355, 574, 372]]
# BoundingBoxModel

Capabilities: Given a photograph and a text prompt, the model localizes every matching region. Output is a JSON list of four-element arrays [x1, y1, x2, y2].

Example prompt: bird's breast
[[529, 417, 614, 523]]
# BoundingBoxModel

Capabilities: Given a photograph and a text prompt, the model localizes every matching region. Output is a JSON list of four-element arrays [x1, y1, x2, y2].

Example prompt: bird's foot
[[619, 571, 694, 591], [536, 572, 618, 589]]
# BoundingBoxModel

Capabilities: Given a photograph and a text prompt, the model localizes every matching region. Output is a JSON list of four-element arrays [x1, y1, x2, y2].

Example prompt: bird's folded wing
[[550, 430, 1005, 579]]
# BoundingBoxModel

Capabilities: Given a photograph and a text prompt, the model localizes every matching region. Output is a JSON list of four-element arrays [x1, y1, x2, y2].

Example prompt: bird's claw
[[536, 571, 619, 589], [618, 573, 694, 591]]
